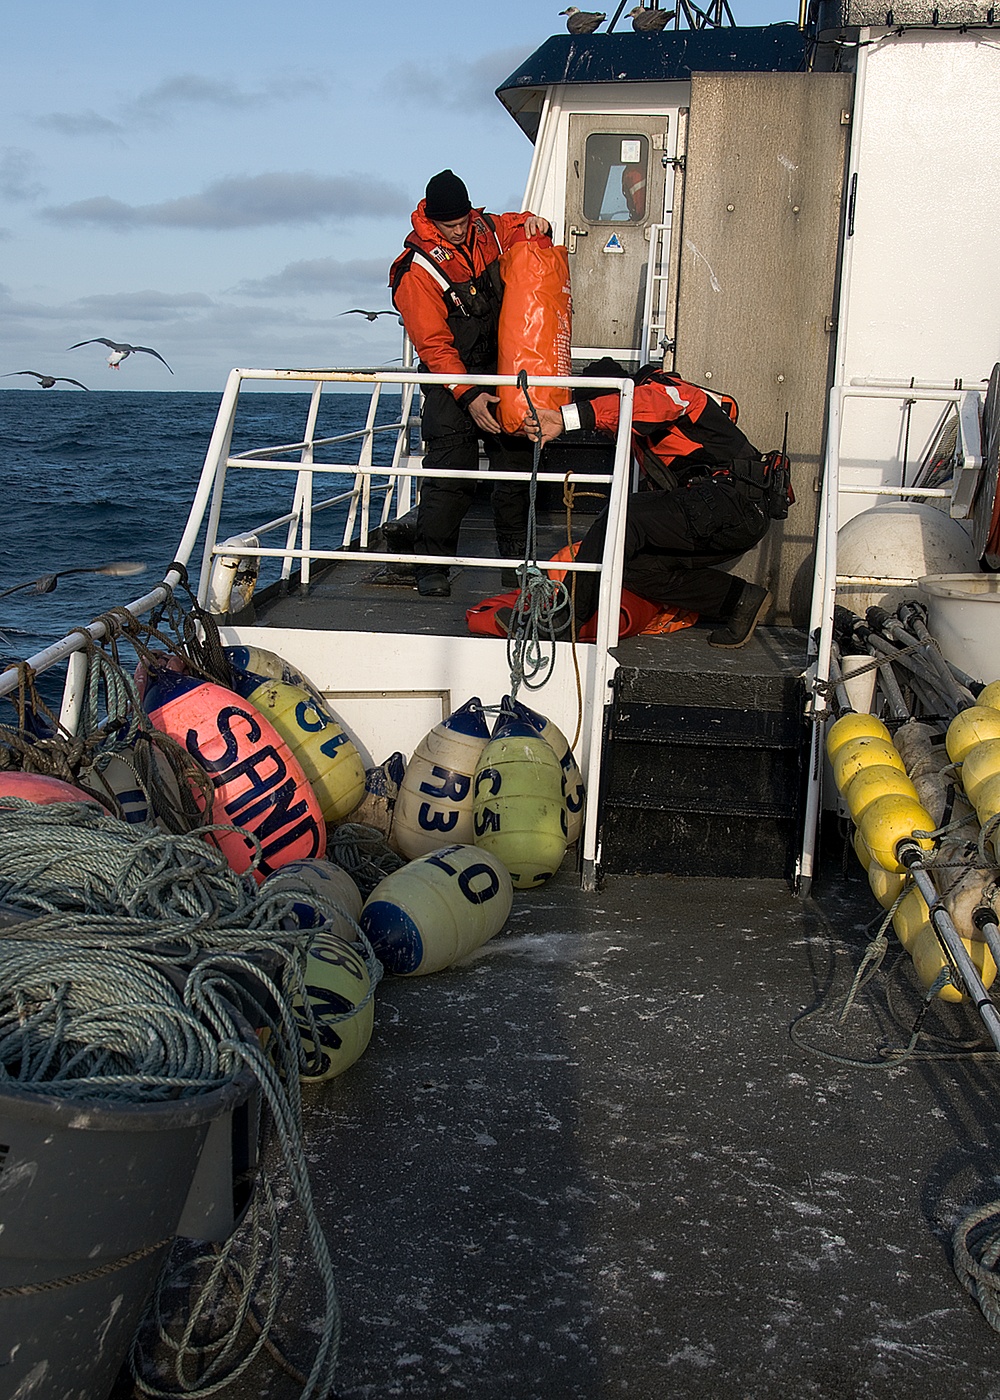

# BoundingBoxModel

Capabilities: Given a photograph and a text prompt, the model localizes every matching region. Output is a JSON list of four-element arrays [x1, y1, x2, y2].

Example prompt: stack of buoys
[[949, 683, 1000, 867], [391, 698, 490, 858], [143, 668, 326, 882], [828, 713, 935, 875], [360, 843, 513, 975]]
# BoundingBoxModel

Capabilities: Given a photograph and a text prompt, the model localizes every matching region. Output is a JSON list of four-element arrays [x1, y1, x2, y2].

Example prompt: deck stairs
[[597, 626, 808, 881]]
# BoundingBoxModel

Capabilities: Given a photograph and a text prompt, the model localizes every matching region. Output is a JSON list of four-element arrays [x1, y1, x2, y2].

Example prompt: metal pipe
[[903, 853, 1000, 1050]]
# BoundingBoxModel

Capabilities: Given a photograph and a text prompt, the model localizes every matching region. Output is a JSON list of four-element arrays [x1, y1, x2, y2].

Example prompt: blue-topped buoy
[[360, 843, 512, 975], [500, 695, 585, 845], [392, 698, 490, 859], [473, 717, 567, 889]]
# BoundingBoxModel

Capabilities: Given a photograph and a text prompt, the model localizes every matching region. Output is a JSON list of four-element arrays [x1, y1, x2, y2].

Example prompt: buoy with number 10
[[360, 844, 513, 975]]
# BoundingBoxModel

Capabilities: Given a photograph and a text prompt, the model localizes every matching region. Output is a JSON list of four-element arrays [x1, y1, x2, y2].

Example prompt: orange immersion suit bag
[[495, 232, 573, 435]]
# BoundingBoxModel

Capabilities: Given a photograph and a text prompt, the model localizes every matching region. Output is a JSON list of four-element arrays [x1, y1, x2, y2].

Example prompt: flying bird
[[628, 4, 675, 29], [340, 309, 403, 323], [560, 7, 606, 32], [2, 371, 89, 390], [67, 338, 174, 373]]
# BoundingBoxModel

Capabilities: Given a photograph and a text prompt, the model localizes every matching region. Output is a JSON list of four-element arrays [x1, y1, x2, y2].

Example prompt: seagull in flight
[[67, 338, 174, 373], [560, 7, 606, 33], [340, 309, 403, 324], [2, 371, 89, 390]]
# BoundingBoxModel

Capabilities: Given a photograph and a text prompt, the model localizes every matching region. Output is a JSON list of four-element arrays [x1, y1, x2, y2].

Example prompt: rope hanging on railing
[[504, 372, 573, 698]]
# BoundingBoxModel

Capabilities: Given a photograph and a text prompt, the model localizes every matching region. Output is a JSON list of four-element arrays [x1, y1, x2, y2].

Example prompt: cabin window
[[582, 133, 649, 222]]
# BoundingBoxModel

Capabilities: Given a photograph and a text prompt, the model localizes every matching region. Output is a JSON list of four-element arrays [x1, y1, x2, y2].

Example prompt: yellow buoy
[[958, 738, 1000, 806], [910, 922, 997, 1002], [976, 680, 1000, 712], [294, 929, 376, 1080], [974, 771, 1000, 829], [858, 792, 935, 873], [472, 719, 568, 889], [826, 712, 891, 763], [225, 644, 326, 708], [502, 695, 586, 846], [392, 698, 490, 859], [359, 844, 513, 975], [869, 861, 906, 910], [946, 706, 1000, 764], [852, 827, 874, 871], [891, 885, 929, 949], [262, 857, 363, 939], [844, 763, 919, 822], [832, 736, 907, 795], [232, 673, 366, 825]]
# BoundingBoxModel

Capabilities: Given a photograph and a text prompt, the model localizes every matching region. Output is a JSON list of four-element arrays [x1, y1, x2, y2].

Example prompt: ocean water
[[0, 388, 400, 666]]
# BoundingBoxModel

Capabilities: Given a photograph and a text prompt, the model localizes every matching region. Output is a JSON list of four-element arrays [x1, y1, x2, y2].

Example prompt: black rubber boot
[[496, 533, 527, 592], [708, 582, 771, 648]]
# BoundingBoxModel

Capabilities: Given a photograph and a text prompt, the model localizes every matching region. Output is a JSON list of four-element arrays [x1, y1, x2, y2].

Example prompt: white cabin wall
[[835, 30, 1000, 524], [521, 81, 691, 239]]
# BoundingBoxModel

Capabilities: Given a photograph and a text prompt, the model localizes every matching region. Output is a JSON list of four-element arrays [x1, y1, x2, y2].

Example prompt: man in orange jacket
[[512, 361, 773, 648], [390, 170, 550, 597]]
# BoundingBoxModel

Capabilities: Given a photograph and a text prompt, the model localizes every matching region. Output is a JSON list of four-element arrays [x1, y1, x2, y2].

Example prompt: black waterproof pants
[[415, 385, 533, 579], [572, 475, 770, 623]]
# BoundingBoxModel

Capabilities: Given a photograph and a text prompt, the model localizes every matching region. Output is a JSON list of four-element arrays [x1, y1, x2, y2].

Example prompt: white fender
[[207, 534, 260, 616]]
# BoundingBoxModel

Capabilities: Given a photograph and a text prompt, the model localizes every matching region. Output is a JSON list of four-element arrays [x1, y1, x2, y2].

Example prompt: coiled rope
[[0, 794, 381, 1396]]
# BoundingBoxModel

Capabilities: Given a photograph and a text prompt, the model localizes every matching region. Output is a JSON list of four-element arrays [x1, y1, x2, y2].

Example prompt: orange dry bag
[[495, 231, 572, 435]]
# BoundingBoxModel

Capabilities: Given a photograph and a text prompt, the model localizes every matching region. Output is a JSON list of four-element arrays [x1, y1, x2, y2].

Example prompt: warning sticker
[[603, 234, 625, 254]]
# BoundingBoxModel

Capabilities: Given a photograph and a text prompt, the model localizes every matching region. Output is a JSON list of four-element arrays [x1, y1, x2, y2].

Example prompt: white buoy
[[391, 698, 490, 859], [473, 718, 567, 889], [263, 857, 363, 941], [360, 843, 513, 975]]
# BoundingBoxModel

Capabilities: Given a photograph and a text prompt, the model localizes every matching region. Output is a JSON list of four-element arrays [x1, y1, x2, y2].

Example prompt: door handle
[[567, 225, 589, 254]]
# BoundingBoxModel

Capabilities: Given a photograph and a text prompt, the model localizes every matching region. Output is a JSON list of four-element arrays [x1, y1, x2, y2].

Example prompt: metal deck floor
[[135, 860, 1000, 1400]]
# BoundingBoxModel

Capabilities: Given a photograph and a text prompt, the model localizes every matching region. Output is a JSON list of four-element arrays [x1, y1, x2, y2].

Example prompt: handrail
[[796, 380, 984, 896]]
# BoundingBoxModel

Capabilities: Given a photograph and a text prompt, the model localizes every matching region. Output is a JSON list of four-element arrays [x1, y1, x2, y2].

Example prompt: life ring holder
[[206, 534, 260, 617]]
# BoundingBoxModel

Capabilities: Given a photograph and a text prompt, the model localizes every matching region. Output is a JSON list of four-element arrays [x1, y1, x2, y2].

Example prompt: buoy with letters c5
[[472, 717, 567, 888], [360, 843, 513, 975], [501, 695, 585, 846], [391, 698, 490, 859]]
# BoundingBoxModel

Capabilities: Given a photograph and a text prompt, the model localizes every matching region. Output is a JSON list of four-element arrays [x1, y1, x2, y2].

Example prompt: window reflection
[[583, 133, 649, 222]]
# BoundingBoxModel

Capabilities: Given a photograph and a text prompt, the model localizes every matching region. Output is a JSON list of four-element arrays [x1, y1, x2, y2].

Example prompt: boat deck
[[116, 857, 1000, 1398]]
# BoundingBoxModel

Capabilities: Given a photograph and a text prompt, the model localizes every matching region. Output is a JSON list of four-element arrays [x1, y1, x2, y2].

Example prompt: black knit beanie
[[425, 170, 472, 222]]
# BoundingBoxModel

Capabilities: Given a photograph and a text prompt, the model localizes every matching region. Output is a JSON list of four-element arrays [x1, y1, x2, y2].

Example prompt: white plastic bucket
[[918, 573, 1000, 686]]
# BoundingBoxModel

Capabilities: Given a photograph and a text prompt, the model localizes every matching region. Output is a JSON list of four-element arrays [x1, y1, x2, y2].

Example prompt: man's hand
[[468, 392, 502, 434], [522, 215, 552, 239], [521, 407, 564, 445]]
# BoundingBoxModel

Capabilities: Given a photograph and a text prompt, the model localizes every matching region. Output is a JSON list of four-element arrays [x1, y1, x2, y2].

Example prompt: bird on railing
[[67, 338, 174, 373], [340, 309, 403, 324], [2, 371, 90, 390], [560, 7, 606, 33], [628, 4, 676, 30]]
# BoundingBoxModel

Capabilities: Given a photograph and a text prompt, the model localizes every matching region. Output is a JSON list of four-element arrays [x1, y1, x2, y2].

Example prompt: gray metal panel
[[673, 71, 853, 623]]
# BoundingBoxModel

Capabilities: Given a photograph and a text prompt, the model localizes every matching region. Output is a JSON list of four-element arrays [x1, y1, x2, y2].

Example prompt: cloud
[[232, 257, 390, 298], [43, 172, 409, 230], [383, 47, 528, 113], [72, 290, 216, 321], [0, 229, 11, 242], [0, 148, 45, 202], [36, 111, 125, 138], [35, 72, 328, 138]]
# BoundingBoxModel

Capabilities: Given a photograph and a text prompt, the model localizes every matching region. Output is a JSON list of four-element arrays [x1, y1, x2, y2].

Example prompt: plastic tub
[[918, 573, 1000, 687], [0, 1072, 255, 1400]]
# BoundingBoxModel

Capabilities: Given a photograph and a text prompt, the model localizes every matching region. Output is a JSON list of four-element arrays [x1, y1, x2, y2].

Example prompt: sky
[[1, 0, 793, 392]]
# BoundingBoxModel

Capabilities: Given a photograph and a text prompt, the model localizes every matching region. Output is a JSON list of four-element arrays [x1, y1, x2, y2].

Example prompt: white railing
[[0, 366, 636, 890], [796, 380, 984, 895]]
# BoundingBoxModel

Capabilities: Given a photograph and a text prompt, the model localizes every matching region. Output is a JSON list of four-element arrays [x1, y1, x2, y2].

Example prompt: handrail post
[[580, 376, 635, 890], [194, 370, 242, 608]]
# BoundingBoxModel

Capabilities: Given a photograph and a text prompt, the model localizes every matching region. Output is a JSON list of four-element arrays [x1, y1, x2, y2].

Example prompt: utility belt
[[716, 451, 794, 521]]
